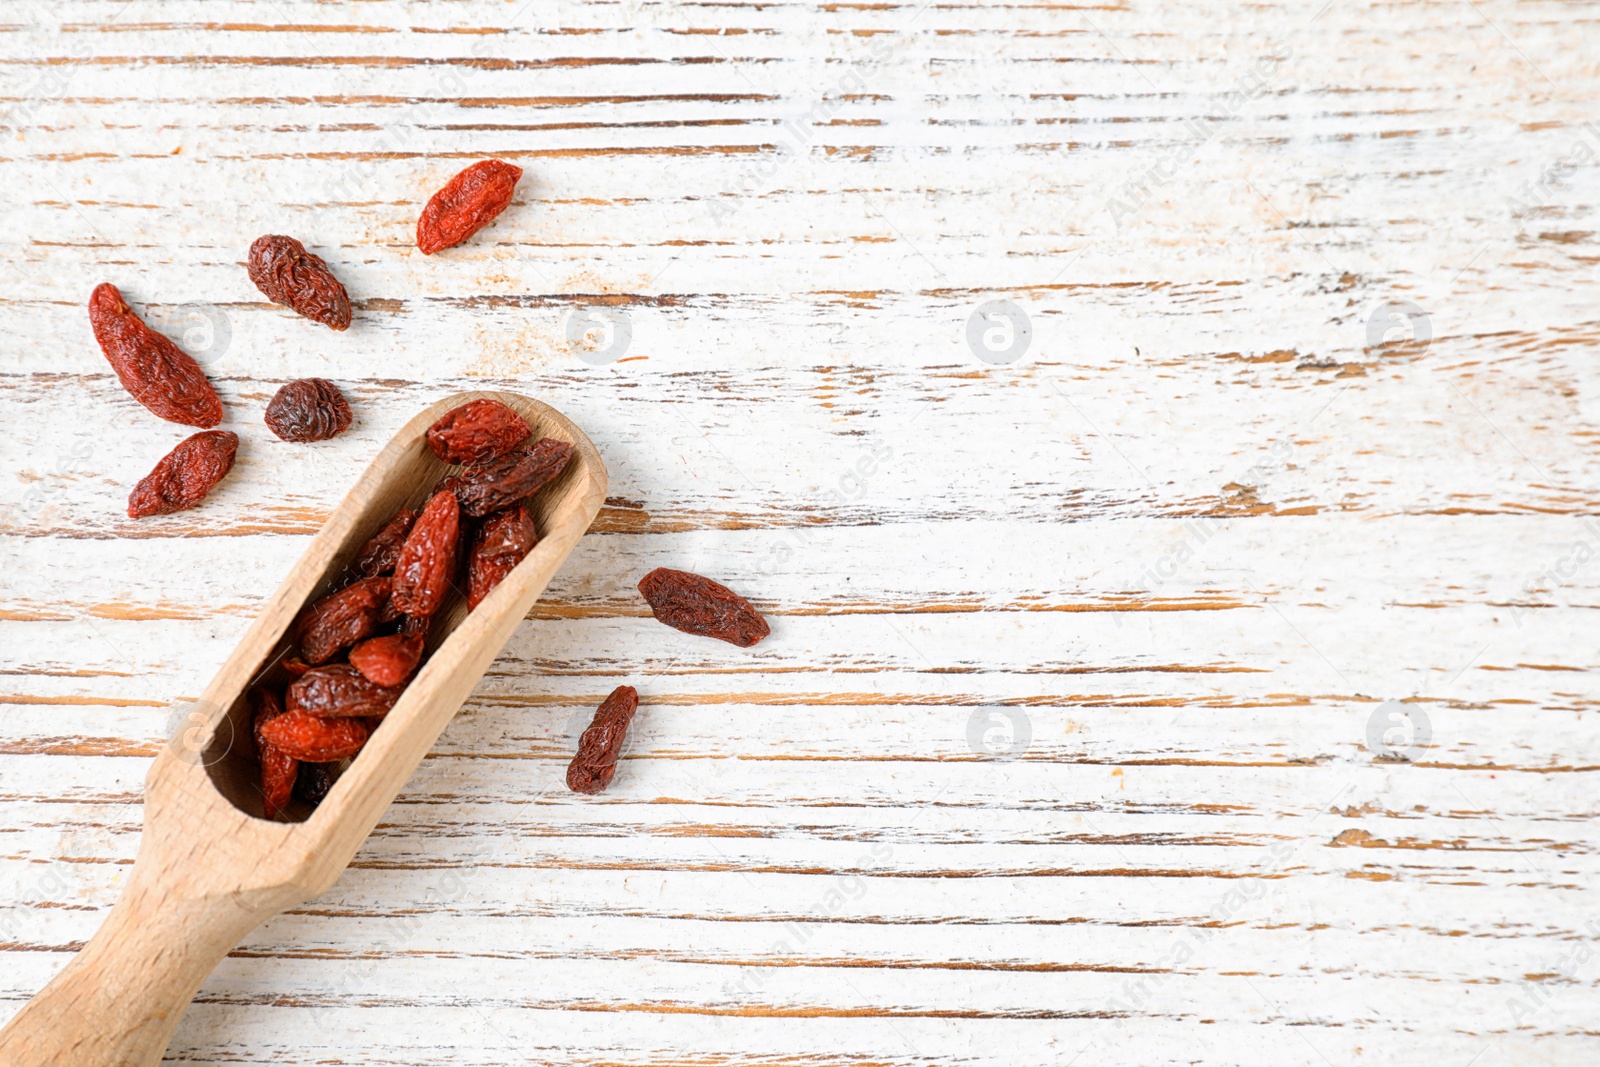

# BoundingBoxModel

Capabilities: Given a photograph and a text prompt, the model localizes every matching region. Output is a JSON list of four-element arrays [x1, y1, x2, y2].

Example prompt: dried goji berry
[[126, 430, 238, 518], [399, 612, 431, 637], [250, 686, 296, 820], [425, 398, 532, 466], [258, 709, 369, 762], [567, 685, 639, 795], [392, 489, 460, 617], [416, 159, 523, 255], [89, 282, 223, 428], [294, 761, 337, 807], [467, 503, 538, 609], [638, 568, 770, 647], [247, 234, 352, 331], [264, 378, 352, 442], [295, 575, 392, 665], [448, 437, 572, 518], [351, 509, 417, 579], [280, 654, 313, 678], [348, 633, 424, 688], [288, 663, 406, 719]]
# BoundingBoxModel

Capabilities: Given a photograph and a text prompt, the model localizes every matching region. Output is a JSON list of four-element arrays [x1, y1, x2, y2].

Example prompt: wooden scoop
[[0, 391, 608, 1065]]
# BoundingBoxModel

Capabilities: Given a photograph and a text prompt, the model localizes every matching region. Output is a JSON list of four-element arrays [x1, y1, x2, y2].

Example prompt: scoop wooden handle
[[0, 834, 295, 1066]]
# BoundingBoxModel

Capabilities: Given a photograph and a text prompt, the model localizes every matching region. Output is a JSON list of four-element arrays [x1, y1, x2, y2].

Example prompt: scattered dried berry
[[467, 503, 538, 609], [425, 398, 532, 466], [264, 378, 353, 442], [567, 686, 639, 795], [416, 159, 523, 255], [351, 509, 417, 579], [448, 437, 572, 518], [247, 234, 351, 331], [349, 633, 424, 688], [88, 282, 223, 428], [250, 686, 296, 821], [293, 761, 337, 807], [296, 576, 392, 665], [288, 664, 406, 719], [126, 430, 239, 518], [638, 568, 769, 647], [258, 709, 369, 762], [392, 489, 461, 617]]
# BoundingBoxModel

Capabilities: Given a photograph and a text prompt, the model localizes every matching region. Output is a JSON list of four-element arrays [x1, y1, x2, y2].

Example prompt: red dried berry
[[392, 489, 461, 617], [258, 709, 369, 762], [288, 663, 407, 719], [638, 568, 770, 647], [416, 159, 523, 255], [295, 576, 392, 665], [467, 503, 538, 610], [567, 685, 639, 795], [448, 437, 573, 518], [249, 686, 297, 820], [264, 378, 352, 442], [425, 399, 532, 466], [88, 283, 223, 428], [377, 593, 406, 626], [351, 509, 417, 579], [348, 633, 424, 688], [399, 612, 431, 637], [280, 654, 313, 678], [247, 234, 351, 331], [126, 430, 238, 518]]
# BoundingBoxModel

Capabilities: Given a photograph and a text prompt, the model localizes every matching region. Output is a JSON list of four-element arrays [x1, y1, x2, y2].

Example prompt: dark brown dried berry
[[264, 378, 352, 442], [392, 489, 460, 617], [351, 509, 418, 579], [296, 576, 392, 665], [127, 430, 238, 518], [294, 761, 337, 807], [467, 503, 538, 610], [259, 709, 369, 762], [637, 568, 770, 648], [425, 399, 532, 466], [89, 282, 223, 428], [250, 686, 296, 820], [247, 234, 352, 330], [348, 633, 424, 688], [287, 664, 406, 719], [416, 160, 523, 255], [567, 686, 639, 795], [448, 437, 572, 518]]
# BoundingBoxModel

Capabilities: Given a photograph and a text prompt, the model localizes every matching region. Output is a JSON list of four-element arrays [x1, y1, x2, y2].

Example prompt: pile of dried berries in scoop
[[85, 160, 523, 520], [249, 398, 579, 817]]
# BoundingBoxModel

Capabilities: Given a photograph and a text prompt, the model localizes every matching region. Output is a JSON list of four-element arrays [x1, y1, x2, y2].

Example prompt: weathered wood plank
[[2, 0, 1598, 1062]]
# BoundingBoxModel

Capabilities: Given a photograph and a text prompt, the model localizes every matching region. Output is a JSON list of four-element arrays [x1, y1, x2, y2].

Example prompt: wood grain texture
[[1, 1, 1598, 1064]]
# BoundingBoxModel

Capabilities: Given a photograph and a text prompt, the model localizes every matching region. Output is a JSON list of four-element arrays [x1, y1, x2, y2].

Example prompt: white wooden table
[[2, 2, 1597, 1063]]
